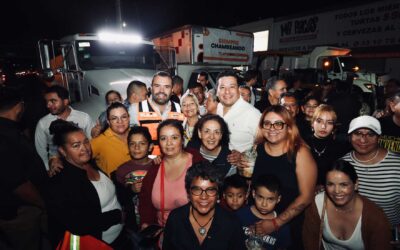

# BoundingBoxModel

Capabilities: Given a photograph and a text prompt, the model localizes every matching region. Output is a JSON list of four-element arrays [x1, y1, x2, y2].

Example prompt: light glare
[[98, 32, 142, 44]]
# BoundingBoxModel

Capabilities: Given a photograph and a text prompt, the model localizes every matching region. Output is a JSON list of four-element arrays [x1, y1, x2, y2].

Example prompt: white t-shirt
[[315, 192, 364, 250], [217, 97, 261, 152], [91, 171, 123, 244]]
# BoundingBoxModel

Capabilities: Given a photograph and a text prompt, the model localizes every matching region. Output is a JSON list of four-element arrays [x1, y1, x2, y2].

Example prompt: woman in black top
[[250, 105, 317, 250], [46, 120, 126, 248], [304, 104, 351, 188], [163, 161, 246, 250]]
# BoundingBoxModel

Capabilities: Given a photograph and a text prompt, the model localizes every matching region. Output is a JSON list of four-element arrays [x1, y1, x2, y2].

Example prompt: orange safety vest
[[137, 99, 184, 155]]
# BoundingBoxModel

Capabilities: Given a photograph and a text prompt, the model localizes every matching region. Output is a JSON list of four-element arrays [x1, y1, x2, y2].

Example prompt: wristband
[[271, 218, 280, 231]]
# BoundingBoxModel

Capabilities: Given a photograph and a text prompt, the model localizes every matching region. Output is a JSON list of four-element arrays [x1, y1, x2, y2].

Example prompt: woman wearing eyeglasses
[[251, 105, 317, 250], [163, 161, 246, 250], [91, 102, 131, 176], [341, 115, 400, 231], [303, 104, 351, 189]]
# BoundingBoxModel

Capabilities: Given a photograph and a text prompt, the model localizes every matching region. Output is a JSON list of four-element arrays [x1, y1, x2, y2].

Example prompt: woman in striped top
[[342, 115, 400, 228], [186, 114, 234, 178]]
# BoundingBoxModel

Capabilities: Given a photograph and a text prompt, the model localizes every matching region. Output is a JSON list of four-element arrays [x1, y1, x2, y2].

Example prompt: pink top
[[151, 154, 193, 226]]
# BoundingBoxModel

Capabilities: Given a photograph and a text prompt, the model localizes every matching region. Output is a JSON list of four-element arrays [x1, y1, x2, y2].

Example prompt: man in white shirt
[[216, 70, 261, 153], [35, 85, 94, 170]]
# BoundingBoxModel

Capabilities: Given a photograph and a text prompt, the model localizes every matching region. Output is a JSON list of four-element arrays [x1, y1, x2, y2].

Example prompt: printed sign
[[270, 0, 400, 52], [203, 27, 254, 65]]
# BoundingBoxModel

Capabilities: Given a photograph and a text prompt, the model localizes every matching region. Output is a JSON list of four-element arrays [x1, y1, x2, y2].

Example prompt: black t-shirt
[[379, 116, 400, 153], [251, 144, 304, 250], [252, 144, 298, 213], [0, 118, 48, 220], [163, 204, 246, 250], [304, 135, 351, 185], [0, 137, 27, 219]]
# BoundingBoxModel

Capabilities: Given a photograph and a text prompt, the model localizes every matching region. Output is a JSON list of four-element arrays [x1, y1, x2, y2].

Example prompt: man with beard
[[135, 71, 184, 155], [163, 161, 246, 250], [0, 86, 49, 250], [34, 85, 94, 171]]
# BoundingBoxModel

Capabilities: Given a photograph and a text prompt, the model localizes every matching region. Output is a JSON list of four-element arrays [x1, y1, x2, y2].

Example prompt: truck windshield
[[76, 41, 155, 70], [338, 57, 359, 72]]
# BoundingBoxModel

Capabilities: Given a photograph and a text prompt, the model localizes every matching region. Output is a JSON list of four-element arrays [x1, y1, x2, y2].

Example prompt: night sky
[[1, 0, 379, 65]]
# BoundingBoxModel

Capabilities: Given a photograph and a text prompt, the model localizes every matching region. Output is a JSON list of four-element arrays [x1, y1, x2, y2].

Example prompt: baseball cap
[[348, 115, 381, 135]]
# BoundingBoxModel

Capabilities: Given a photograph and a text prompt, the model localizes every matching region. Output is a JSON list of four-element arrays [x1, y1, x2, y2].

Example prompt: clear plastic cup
[[241, 148, 257, 178]]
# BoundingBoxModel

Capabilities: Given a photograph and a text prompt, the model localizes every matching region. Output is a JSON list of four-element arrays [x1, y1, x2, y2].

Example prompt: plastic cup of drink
[[241, 148, 257, 178]]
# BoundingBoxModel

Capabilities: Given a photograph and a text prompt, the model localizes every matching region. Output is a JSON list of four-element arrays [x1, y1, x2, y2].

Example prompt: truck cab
[[38, 33, 158, 118], [320, 56, 377, 93]]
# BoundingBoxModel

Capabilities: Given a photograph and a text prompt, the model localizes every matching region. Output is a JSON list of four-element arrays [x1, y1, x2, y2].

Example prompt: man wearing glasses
[[163, 161, 246, 249], [342, 115, 400, 231]]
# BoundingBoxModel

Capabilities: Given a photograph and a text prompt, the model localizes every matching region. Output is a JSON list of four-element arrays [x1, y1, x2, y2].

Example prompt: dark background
[[1, 0, 379, 67]]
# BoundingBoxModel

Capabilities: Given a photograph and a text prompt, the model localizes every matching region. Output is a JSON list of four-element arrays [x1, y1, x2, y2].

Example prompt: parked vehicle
[[152, 25, 254, 90], [37, 32, 158, 118]]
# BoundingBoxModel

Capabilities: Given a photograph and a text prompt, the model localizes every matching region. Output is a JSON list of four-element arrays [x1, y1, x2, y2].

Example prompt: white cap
[[348, 115, 381, 135]]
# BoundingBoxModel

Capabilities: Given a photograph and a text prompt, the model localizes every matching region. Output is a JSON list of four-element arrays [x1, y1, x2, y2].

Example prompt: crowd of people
[[0, 69, 399, 250]]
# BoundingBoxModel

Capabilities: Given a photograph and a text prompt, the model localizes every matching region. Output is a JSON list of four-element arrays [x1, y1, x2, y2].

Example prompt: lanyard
[[160, 160, 165, 226]]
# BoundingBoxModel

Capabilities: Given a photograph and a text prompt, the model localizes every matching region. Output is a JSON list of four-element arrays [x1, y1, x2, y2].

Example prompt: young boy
[[236, 174, 291, 250], [221, 174, 249, 211], [115, 126, 155, 228]]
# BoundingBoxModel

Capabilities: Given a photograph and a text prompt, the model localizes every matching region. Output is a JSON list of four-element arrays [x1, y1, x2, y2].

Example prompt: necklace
[[334, 199, 355, 214], [335, 206, 354, 213], [191, 206, 214, 236], [352, 149, 379, 163], [313, 146, 327, 157], [184, 123, 193, 141]]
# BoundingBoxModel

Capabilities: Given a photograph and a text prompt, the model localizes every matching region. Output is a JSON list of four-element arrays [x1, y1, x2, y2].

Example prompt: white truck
[[259, 46, 384, 93], [152, 25, 254, 90], [37, 32, 158, 118]]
